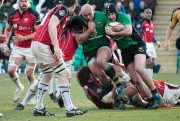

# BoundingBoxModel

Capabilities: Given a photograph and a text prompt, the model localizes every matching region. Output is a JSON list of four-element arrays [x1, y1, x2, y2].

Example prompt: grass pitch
[[0, 73, 180, 121]]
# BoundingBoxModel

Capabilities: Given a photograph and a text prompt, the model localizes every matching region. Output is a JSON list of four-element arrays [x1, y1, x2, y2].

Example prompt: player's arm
[[89, 83, 116, 104], [3, 23, 12, 45], [106, 14, 132, 36], [75, 22, 95, 44], [0, 0, 4, 7]]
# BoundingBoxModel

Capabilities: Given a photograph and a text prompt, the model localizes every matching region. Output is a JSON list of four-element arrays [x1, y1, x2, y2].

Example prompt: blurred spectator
[[116, 2, 126, 13], [79, 0, 104, 11], [0, 0, 14, 23], [40, 0, 54, 14], [33, 0, 38, 6], [133, 0, 140, 8], [0, 0, 14, 33], [105, 0, 116, 4], [126, 1, 138, 26], [119, 0, 132, 9], [137, 0, 148, 15], [144, 0, 156, 15]]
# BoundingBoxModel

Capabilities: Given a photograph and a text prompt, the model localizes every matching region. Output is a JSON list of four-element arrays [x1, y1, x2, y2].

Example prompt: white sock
[[37, 72, 44, 82], [11, 74, 21, 88], [55, 75, 58, 91], [122, 72, 130, 81], [35, 81, 49, 110], [28, 80, 35, 87], [147, 68, 153, 79], [21, 87, 37, 106], [48, 78, 54, 94], [58, 84, 74, 111]]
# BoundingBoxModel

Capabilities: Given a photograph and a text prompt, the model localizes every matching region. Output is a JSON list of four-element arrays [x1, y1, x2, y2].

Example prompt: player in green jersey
[[74, 4, 125, 99], [105, 3, 164, 109]]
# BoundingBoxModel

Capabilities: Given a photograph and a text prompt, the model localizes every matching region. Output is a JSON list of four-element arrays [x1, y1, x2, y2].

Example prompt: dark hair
[[105, 3, 118, 16], [74, 5, 81, 15], [63, 0, 77, 7], [76, 66, 91, 87], [53, 0, 63, 6]]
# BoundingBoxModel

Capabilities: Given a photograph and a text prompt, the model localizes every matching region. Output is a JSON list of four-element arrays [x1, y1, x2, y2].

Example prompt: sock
[[11, 74, 21, 88], [147, 68, 153, 79], [58, 84, 74, 111], [122, 72, 130, 81], [55, 75, 58, 91], [35, 81, 49, 110], [48, 78, 54, 94], [147, 97, 155, 102], [21, 87, 37, 106], [104, 64, 121, 86], [151, 89, 158, 95], [102, 81, 113, 92]]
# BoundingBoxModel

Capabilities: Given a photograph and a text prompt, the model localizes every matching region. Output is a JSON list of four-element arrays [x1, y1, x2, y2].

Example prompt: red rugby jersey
[[136, 18, 154, 43], [59, 27, 78, 61], [33, 5, 68, 45], [7, 8, 40, 48]]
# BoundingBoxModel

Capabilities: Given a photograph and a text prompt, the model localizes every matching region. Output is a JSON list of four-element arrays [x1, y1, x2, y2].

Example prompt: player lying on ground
[[76, 66, 148, 109]]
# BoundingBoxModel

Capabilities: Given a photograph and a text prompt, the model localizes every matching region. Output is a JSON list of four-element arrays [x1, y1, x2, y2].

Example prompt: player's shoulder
[[8, 9, 18, 18], [28, 8, 40, 17], [172, 6, 180, 15]]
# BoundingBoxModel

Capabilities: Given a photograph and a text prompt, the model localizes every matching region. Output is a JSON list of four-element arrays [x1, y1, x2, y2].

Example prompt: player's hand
[[112, 24, 124, 32], [3, 45, 10, 56], [13, 34, 25, 43], [0, 34, 7, 42], [156, 41, 160, 48], [165, 40, 170, 51], [105, 28, 115, 36], [88, 22, 96, 33], [53, 47, 64, 61]]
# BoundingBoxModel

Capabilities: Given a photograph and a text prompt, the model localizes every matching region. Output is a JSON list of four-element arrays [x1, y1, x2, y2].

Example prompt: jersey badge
[[139, 47, 144, 52], [97, 22, 102, 27], [23, 18, 28, 23], [59, 10, 65, 16]]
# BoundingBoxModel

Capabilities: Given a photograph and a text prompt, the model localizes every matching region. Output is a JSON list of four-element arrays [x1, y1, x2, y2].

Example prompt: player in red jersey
[[138, 79, 180, 107], [2, 0, 40, 103], [31, 0, 88, 117], [76, 66, 148, 109]]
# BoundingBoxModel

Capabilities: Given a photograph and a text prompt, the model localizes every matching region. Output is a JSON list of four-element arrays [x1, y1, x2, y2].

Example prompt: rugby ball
[[105, 22, 121, 29]]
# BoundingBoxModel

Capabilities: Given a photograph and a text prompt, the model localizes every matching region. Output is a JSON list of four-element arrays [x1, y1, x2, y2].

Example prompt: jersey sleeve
[[118, 13, 132, 26], [88, 83, 107, 100], [171, 10, 179, 24], [28, 8, 41, 25], [54, 5, 68, 21]]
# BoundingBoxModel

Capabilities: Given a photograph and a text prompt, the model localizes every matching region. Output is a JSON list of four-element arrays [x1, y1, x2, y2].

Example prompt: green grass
[[0, 73, 180, 121]]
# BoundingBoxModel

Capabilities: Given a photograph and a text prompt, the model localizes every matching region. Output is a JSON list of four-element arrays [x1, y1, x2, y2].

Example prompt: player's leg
[[8, 50, 25, 103], [127, 62, 159, 109], [33, 64, 55, 116], [48, 77, 57, 103], [49, 59, 88, 117], [14, 80, 39, 110], [96, 46, 122, 88]]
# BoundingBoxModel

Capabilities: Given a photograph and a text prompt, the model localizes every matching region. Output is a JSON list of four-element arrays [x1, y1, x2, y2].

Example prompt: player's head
[[18, 0, 29, 11], [62, 0, 77, 16], [144, 8, 152, 20], [73, 5, 81, 16], [76, 66, 92, 87], [105, 3, 118, 22], [53, 0, 63, 6], [81, 4, 94, 22]]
